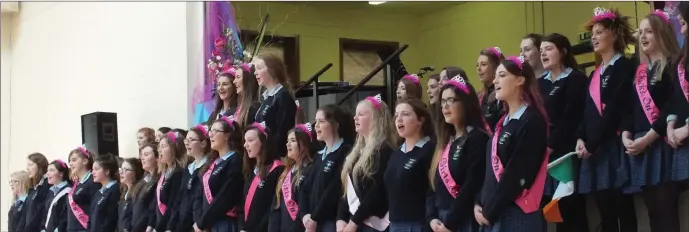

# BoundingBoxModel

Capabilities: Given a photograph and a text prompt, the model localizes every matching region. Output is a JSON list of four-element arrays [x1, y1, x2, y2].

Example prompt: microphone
[[419, 66, 435, 72]]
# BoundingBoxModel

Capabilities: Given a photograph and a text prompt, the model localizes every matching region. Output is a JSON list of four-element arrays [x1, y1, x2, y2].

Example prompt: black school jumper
[[44, 181, 71, 232], [337, 145, 393, 229], [118, 191, 133, 232], [269, 164, 312, 232], [427, 128, 489, 232], [480, 84, 503, 131], [298, 139, 353, 230], [238, 160, 286, 232], [150, 168, 184, 232], [8, 194, 28, 232], [254, 85, 297, 157], [196, 152, 244, 231], [538, 68, 590, 232], [168, 157, 208, 232], [67, 172, 101, 231], [384, 137, 434, 229], [479, 106, 548, 232], [130, 175, 158, 232], [90, 181, 121, 232], [22, 177, 50, 232], [667, 61, 689, 182]]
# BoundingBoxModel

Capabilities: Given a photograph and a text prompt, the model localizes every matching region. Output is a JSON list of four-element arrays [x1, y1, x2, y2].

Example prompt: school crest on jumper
[[602, 75, 610, 88], [453, 144, 463, 160], [499, 132, 511, 145], [324, 161, 334, 172], [213, 166, 224, 175], [75, 188, 83, 195], [187, 177, 195, 189], [404, 158, 417, 169], [549, 86, 560, 96], [258, 180, 266, 188], [97, 196, 105, 205]]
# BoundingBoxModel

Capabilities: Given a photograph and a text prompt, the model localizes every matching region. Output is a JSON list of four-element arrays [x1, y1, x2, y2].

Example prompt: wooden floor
[[547, 190, 689, 232]]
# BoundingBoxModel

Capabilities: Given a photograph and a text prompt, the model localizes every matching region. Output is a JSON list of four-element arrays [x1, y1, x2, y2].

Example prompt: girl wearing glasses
[[8, 170, 31, 232], [67, 147, 99, 232], [90, 154, 121, 232], [194, 116, 244, 232], [427, 73, 489, 232], [44, 160, 72, 232], [118, 158, 144, 232], [152, 132, 187, 232]]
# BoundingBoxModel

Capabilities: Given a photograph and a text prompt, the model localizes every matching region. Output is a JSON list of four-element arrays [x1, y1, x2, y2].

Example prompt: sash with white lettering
[[678, 62, 689, 102], [589, 66, 605, 115], [281, 170, 299, 220], [68, 182, 89, 228], [156, 173, 168, 215], [438, 140, 463, 198], [244, 159, 285, 219], [202, 159, 237, 217], [635, 63, 661, 124], [346, 175, 389, 231], [490, 115, 549, 213], [46, 187, 72, 229]]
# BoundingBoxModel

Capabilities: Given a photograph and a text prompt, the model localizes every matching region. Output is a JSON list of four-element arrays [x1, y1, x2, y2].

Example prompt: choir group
[[7, 5, 689, 232]]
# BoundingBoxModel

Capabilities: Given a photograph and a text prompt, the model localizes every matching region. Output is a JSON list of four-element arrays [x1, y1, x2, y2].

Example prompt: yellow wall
[[233, 2, 423, 82]]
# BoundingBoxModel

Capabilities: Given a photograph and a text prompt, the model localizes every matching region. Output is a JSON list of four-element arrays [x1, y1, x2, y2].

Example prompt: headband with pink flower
[[592, 7, 616, 22], [652, 9, 671, 24], [365, 94, 384, 109], [402, 74, 420, 85], [506, 55, 525, 71], [295, 122, 313, 140]]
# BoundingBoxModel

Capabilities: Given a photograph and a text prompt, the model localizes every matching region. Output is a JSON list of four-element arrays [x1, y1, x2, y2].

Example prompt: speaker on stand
[[81, 112, 119, 157]]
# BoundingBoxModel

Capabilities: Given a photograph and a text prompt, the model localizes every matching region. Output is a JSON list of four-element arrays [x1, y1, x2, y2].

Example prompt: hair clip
[[252, 121, 268, 136], [295, 100, 301, 110], [593, 6, 616, 22], [652, 9, 671, 24], [54, 159, 67, 169], [365, 94, 383, 109], [488, 47, 504, 59], [195, 124, 210, 137], [77, 146, 90, 158], [445, 75, 470, 94], [505, 55, 525, 70], [402, 74, 420, 85], [296, 123, 313, 139]]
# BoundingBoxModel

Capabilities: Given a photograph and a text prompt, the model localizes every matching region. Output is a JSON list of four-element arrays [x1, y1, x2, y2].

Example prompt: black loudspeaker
[[81, 112, 119, 156]]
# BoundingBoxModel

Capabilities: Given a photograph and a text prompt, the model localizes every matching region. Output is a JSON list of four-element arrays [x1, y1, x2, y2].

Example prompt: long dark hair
[[120, 158, 144, 201], [131, 142, 159, 199], [235, 64, 260, 127], [542, 33, 579, 70], [681, 2, 689, 70], [316, 104, 355, 146], [211, 73, 239, 121], [95, 154, 120, 181], [27, 152, 49, 187], [274, 126, 314, 208], [243, 125, 280, 180], [396, 98, 435, 141], [428, 78, 487, 190], [501, 58, 550, 127], [49, 160, 71, 183], [199, 118, 243, 177]]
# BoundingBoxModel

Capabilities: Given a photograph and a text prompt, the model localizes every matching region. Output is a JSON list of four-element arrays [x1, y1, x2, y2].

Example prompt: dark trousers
[[642, 183, 681, 232], [593, 189, 637, 232]]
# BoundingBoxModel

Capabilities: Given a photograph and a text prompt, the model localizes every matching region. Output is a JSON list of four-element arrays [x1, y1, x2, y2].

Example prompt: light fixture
[[368, 1, 386, 5]]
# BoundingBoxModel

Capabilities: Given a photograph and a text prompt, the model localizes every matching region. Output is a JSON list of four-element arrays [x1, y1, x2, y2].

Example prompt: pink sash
[[490, 115, 549, 213], [678, 63, 689, 102], [202, 160, 238, 217], [634, 63, 660, 124], [281, 170, 298, 220], [68, 181, 89, 228], [589, 66, 605, 115], [438, 142, 460, 198], [244, 160, 285, 219], [156, 173, 167, 215]]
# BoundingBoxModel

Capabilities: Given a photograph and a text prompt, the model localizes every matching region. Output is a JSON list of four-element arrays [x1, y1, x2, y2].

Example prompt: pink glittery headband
[[220, 115, 236, 129], [54, 160, 67, 169], [402, 74, 420, 85], [167, 131, 180, 144], [487, 47, 504, 59], [252, 121, 268, 136], [240, 63, 252, 73], [445, 75, 470, 94], [77, 146, 90, 158], [652, 9, 670, 24], [506, 55, 525, 71], [592, 7, 617, 22], [365, 94, 383, 109], [295, 122, 313, 140], [194, 124, 210, 137]]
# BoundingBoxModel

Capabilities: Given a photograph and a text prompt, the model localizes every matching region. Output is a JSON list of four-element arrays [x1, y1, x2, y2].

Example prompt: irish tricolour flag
[[543, 152, 577, 222]]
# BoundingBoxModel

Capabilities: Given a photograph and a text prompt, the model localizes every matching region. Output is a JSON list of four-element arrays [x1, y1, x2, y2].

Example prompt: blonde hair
[[639, 13, 680, 80], [10, 171, 31, 202], [341, 100, 397, 194]]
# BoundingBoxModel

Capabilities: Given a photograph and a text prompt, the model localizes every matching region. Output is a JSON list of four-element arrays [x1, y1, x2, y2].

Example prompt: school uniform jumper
[[298, 139, 353, 232], [151, 168, 184, 232], [130, 175, 158, 232], [168, 157, 207, 232], [577, 54, 636, 193], [196, 152, 244, 232], [44, 181, 71, 232], [67, 172, 101, 232], [89, 181, 121, 232], [427, 128, 489, 232], [269, 164, 312, 232], [8, 194, 28, 232], [238, 159, 286, 232], [337, 144, 394, 232], [480, 85, 503, 131], [254, 84, 297, 157], [479, 105, 549, 232], [668, 61, 689, 182], [118, 191, 133, 232], [384, 136, 435, 232], [23, 177, 51, 232]]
